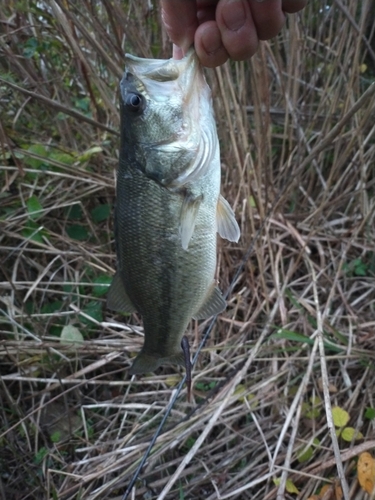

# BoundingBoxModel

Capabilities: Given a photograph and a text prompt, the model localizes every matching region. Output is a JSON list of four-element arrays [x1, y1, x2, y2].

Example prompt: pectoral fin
[[179, 193, 203, 250], [193, 281, 226, 320], [107, 272, 137, 314], [217, 194, 240, 242]]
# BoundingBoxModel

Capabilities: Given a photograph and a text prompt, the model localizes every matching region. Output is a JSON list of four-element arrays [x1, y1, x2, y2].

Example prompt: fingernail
[[222, 0, 246, 31]]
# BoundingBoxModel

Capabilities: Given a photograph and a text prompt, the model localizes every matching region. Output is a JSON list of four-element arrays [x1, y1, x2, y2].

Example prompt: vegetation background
[[1, 1, 375, 499]]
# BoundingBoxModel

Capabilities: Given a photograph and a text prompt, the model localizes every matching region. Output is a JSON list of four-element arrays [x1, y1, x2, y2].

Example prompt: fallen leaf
[[285, 479, 299, 494], [60, 325, 84, 346], [358, 452, 375, 494], [297, 444, 314, 463], [165, 375, 180, 387], [273, 478, 299, 494], [320, 484, 333, 499], [334, 482, 343, 500], [307, 481, 342, 500], [297, 438, 320, 463], [318, 377, 338, 393], [341, 426, 363, 442], [332, 406, 350, 427]]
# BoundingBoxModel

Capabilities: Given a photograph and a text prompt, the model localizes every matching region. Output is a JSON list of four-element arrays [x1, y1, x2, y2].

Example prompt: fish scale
[[107, 49, 240, 380], [116, 165, 217, 362]]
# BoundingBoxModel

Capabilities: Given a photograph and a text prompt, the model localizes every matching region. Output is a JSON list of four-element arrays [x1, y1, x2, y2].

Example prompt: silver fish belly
[[107, 49, 240, 375]]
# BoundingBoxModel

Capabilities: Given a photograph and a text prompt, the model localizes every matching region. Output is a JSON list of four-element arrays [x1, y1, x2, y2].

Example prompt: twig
[[307, 257, 350, 500]]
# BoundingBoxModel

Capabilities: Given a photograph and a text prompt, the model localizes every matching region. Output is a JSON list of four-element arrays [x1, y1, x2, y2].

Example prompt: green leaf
[[297, 438, 320, 463], [285, 480, 299, 494], [273, 478, 299, 494], [66, 224, 89, 240], [26, 195, 43, 220], [353, 259, 367, 276], [301, 396, 322, 419], [23, 37, 38, 58], [34, 447, 48, 465], [194, 381, 216, 392], [297, 445, 313, 463], [365, 407, 375, 420], [249, 196, 256, 208], [77, 146, 103, 162], [272, 328, 345, 353], [21, 220, 46, 243], [60, 325, 84, 346], [24, 301, 35, 315], [233, 384, 257, 407], [41, 301, 63, 315], [304, 406, 321, 419], [50, 431, 62, 443], [50, 151, 75, 165], [92, 275, 112, 296], [65, 204, 83, 220], [310, 395, 322, 405], [80, 301, 102, 325], [165, 375, 181, 387], [91, 204, 111, 223], [24, 144, 48, 169], [332, 406, 350, 427], [341, 427, 363, 442], [271, 329, 312, 344], [74, 97, 91, 116], [179, 481, 185, 500], [234, 384, 246, 401], [184, 437, 196, 451]]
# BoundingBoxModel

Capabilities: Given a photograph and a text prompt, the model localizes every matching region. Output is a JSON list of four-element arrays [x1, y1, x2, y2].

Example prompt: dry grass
[[1, 1, 375, 499]]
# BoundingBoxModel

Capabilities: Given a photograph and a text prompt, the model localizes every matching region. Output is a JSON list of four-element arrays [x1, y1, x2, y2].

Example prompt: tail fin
[[129, 350, 185, 375]]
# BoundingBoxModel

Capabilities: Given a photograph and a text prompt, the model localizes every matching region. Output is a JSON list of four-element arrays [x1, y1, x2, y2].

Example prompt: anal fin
[[107, 272, 137, 314], [217, 194, 240, 242], [193, 281, 226, 320]]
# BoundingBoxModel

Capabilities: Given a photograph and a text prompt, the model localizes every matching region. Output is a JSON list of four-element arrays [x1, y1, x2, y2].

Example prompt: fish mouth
[[122, 48, 203, 104], [124, 48, 197, 81]]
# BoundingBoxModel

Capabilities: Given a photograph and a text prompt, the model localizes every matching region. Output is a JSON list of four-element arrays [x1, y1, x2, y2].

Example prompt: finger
[[195, 0, 219, 23], [194, 20, 229, 67], [282, 0, 307, 13], [161, 0, 198, 53], [172, 44, 184, 60], [248, 0, 285, 40], [216, 0, 259, 61]]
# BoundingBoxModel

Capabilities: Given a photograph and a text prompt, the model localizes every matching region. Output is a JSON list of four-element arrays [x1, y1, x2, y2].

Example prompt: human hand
[[161, 0, 307, 67]]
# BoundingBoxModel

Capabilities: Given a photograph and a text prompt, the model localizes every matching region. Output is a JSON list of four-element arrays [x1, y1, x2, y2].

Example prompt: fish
[[107, 49, 240, 394]]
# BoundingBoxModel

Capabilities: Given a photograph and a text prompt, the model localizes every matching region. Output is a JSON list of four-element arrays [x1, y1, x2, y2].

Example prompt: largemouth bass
[[107, 49, 240, 387]]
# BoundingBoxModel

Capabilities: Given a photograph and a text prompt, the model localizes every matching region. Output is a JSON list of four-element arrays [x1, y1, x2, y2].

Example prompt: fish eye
[[125, 92, 145, 113]]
